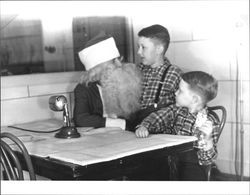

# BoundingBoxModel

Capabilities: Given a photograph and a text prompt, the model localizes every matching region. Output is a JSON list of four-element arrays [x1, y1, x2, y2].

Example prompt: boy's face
[[137, 37, 160, 66], [175, 79, 194, 108]]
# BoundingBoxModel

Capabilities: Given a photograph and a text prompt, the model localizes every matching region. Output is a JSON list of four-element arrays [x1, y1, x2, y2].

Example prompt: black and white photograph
[[0, 1, 249, 195]]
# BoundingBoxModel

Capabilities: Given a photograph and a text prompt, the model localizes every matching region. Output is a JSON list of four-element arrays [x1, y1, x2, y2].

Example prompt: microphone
[[49, 95, 80, 138]]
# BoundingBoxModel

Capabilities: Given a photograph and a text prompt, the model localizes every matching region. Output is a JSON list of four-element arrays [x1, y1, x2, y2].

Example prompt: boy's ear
[[192, 93, 201, 104], [156, 44, 164, 55]]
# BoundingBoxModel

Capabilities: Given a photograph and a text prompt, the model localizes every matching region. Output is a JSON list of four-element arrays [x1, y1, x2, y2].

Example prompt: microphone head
[[49, 95, 67, 111]]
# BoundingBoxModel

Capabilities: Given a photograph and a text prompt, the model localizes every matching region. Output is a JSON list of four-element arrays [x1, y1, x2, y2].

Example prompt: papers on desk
[[1, 119, 92, 155], [7, 119, 64, 132], [46, 128, 196, 166], [2, 120, 196, 167]]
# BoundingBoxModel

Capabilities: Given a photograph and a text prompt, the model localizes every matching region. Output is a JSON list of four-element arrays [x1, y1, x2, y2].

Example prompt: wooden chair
[[205, 106, 227, 181], [1, 132, 36, 180]]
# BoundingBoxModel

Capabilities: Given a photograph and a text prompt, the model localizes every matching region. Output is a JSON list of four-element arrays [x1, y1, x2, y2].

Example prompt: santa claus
[[73, 32, 142, 130]]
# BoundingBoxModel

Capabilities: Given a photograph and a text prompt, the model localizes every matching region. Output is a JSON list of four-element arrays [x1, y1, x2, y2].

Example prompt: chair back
[[0, 132, 36, 180], [207, 106, 227, 140], [204, 106, 227, 181]]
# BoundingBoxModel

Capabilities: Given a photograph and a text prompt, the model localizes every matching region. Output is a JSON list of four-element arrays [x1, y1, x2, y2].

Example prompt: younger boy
[[135, 71, 220, 180]]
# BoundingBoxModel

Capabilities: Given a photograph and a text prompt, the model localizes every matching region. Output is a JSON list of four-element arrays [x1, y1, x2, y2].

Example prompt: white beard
[[100, 63, 142, 119]]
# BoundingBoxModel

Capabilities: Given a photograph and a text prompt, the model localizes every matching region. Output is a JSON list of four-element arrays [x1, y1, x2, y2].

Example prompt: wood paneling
[[72, 16, 129, 71], [0, 19, 44, 75]]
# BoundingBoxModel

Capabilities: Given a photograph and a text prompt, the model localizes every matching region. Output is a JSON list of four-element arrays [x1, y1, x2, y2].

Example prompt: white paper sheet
[[2, 120, 197, 166]]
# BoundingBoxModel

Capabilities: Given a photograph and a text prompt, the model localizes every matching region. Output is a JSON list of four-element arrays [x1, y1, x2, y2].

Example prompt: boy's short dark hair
[[138, 24, 170, 54], [181, 71, 218, 104]]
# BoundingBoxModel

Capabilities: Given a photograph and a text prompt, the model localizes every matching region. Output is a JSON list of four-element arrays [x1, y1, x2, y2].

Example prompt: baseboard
[[216, 159, 249, 178], [212, 167, 250, 181]]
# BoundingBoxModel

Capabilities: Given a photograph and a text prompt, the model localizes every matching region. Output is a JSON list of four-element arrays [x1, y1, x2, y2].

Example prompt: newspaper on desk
[[2, 119, 196, 166]]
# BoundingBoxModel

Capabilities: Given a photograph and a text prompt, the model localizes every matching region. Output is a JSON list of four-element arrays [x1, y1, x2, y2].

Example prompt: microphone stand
[[54, 104, 80, 139]]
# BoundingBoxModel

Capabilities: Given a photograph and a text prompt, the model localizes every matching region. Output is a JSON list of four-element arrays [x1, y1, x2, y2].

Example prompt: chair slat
[[1, 140, 24, 180], [205, 105, 227, 181], [1, 132, 36, 180]]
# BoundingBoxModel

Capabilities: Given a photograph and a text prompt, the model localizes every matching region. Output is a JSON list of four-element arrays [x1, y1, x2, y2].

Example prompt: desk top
[[2, 119, 196, 167]]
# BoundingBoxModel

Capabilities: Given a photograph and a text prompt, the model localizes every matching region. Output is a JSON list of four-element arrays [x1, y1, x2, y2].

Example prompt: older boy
[[135, 71, 220, 180], [127, 24, 182, 130], [137, 24, 182, 109]]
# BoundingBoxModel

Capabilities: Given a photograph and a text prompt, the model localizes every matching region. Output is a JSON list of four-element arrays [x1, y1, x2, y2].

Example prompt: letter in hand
[[197, 120, 214, 150], [135, 126, 149, 138], [199, 120, 213, 138]]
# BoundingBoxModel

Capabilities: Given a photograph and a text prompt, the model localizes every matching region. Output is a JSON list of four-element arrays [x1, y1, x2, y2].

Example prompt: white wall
[[1, 72, 81, 126], [131, 1, 249, 177]]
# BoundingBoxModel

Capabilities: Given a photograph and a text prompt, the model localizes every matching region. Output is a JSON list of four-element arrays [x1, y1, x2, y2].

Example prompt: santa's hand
[[199, 120, 213, 136], [108, 113, 118, 119], [106, 118, 126, 130], [135, 126, 149, 138]]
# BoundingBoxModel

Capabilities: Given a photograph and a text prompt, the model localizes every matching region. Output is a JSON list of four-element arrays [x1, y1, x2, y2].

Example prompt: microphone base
[[55, 126, 81, 139]]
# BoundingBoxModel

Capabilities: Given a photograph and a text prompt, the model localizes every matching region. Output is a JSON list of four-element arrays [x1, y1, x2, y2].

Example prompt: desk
[[2, 119, 196, 180]]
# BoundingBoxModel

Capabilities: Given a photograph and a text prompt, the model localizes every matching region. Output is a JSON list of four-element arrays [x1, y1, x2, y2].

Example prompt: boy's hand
[[135, 126, 149, 138]]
